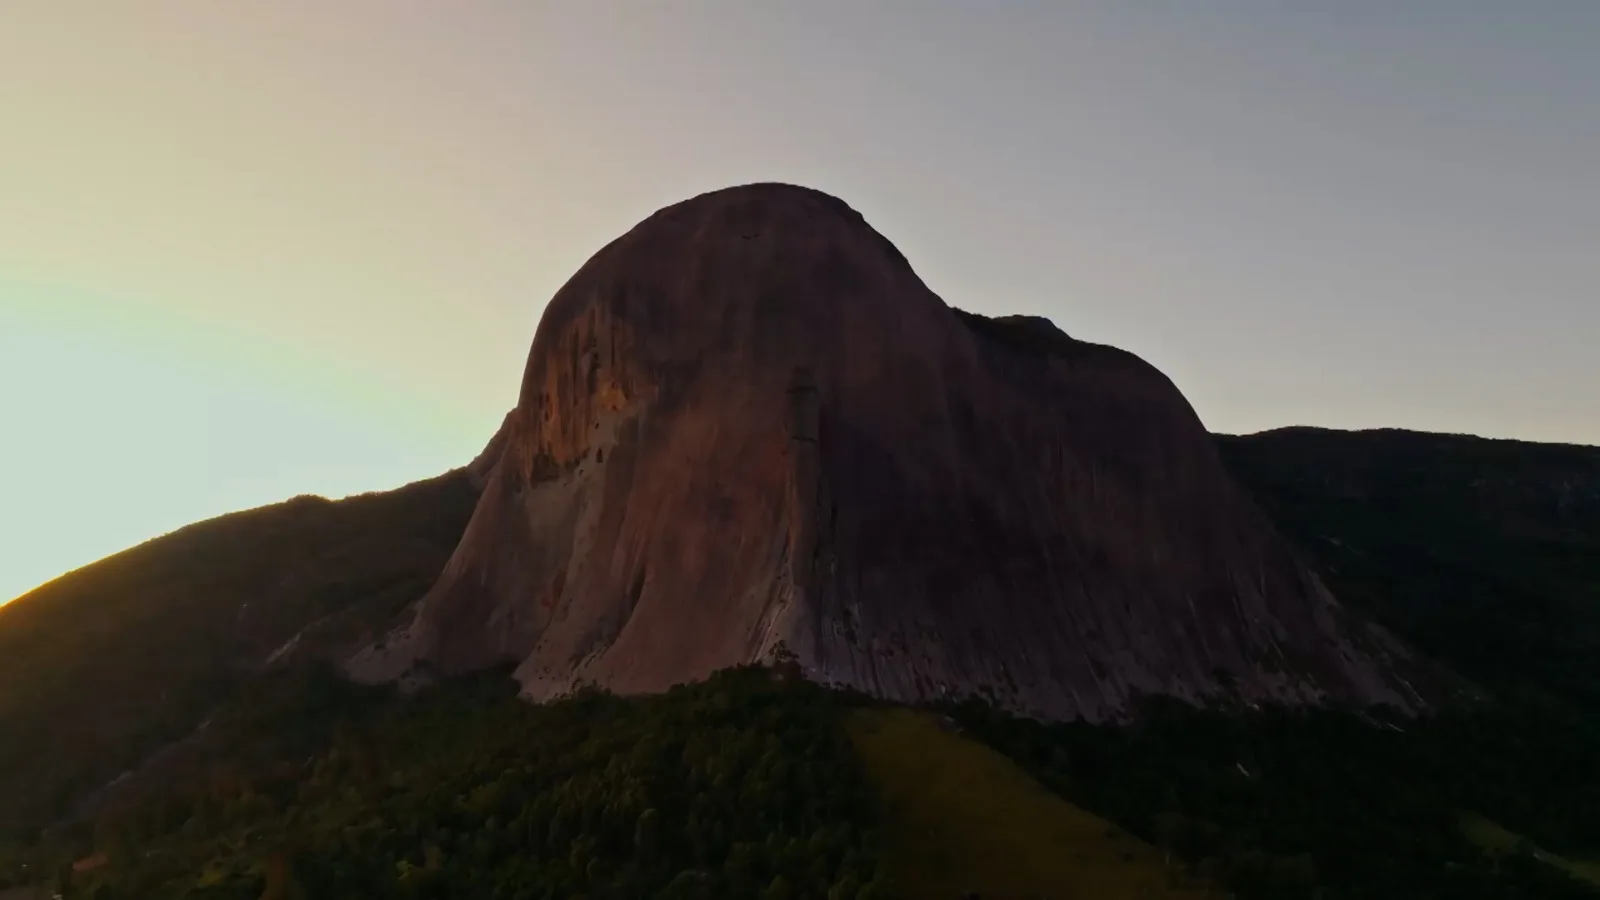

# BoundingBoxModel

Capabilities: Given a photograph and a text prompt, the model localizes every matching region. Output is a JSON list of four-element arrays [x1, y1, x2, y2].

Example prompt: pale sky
[[2, 2, 1597, 603]]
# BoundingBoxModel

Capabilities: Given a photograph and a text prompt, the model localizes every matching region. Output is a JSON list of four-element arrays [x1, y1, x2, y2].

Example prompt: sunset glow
[[3, 2, 1597, 603]]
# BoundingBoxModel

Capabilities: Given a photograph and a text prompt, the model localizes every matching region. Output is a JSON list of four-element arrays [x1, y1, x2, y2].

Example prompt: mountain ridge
[[3, 422, 1595, 842]]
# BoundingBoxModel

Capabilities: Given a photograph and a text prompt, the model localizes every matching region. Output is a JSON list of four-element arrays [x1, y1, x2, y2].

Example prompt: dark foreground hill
[[8, 666, 1600, 900]]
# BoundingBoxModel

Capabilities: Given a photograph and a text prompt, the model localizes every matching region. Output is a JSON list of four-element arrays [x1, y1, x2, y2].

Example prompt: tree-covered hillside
[[8, 666, 1600, 899], [13, 667, 891, 900], [1217, 427, 1600, 713], [954, 695, 1600, 900], [0, 472, 479, 837]]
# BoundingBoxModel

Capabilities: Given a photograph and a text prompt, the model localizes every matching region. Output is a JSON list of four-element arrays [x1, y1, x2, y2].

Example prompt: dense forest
[[5, 665, 1600, 899], [953, 695, 1600, 899], [1216, 428, 1600, 715], [6, 667, 891, 900]]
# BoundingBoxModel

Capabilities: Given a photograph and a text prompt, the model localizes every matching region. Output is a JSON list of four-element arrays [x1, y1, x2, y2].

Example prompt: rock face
[[350, 183, 1421, 721]]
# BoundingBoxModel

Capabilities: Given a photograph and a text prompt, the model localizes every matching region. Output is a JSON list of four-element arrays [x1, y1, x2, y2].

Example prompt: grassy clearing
[[846, 708, 1216, 899], [1461, 813, 1600, 888]]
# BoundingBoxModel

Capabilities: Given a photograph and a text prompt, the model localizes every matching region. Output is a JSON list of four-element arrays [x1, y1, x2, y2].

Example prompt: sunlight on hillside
[[1461, 813, 1600, 888], [0, 306, 475, 606], [847, 708, 1215, 899]]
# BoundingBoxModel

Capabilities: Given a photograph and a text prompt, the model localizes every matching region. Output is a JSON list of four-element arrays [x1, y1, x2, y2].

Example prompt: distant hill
[[1217, 427, 1600, 713], [0, 472, 478, 837]]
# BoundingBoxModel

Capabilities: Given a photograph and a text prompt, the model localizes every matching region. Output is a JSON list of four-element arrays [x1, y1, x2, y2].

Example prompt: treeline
[[0, 472, 479, 838], [952, 696, 1600, 900], [1216, 430, 1600, 717], [16, 664, 1600, 899], [45, 666, 892, 900]]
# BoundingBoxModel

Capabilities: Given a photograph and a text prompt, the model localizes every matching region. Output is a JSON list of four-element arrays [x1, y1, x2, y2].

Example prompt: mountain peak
[[349, 187, 1424, 721]]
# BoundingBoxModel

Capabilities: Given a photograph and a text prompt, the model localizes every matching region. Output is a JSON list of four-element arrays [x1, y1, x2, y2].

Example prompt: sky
[[2, 2, 1597, 603]]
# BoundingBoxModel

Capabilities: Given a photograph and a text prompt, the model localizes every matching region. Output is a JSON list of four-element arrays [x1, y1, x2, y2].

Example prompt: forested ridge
[[5, 667, 891, 900], [0, 472, 479, 836], [6, 667, 1600, 899], [1216, 428, 1600, 714], [953, 696, 1600, 899]]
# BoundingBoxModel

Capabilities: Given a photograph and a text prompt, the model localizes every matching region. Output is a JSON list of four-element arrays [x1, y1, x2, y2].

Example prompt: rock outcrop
[[349, 183, 1422, 720]]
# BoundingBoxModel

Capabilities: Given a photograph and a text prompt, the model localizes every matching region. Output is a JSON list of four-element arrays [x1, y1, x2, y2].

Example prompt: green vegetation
[[9, 670, 1600, 898], [1217, 427, 1600, 713], [951, 308, 1090, 360], [952, 696, 1600, 899], [1462, 815, 1600, 889], [847, 708, 1209, 898], [19, 667, 890, 900], [0, 472, 479, 837]]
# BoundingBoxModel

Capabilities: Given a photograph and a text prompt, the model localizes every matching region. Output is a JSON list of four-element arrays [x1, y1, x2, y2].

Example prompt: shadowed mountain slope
[[0, 472, 478, 836], [1217, 427, 1600, 712]]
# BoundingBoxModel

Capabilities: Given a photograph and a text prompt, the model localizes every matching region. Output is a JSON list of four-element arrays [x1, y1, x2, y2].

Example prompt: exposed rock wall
[[349, 183, 1422, 721]]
